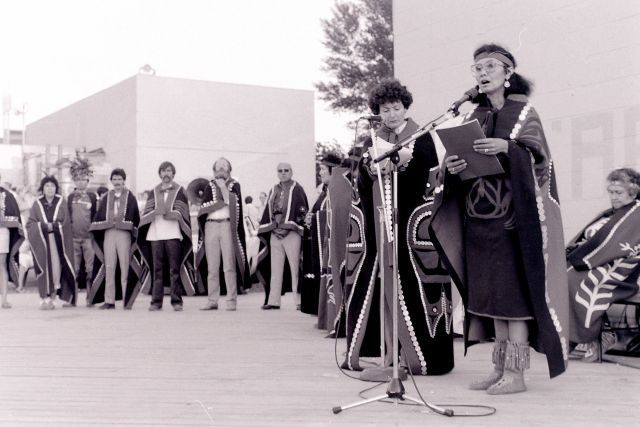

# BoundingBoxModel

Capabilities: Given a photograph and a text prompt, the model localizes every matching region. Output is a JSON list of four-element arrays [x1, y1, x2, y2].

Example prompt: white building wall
[[394, 0, 640, 238], [26, 77, 138, 189], [27, 75, 316, 203], [135, 75, 315, 200]]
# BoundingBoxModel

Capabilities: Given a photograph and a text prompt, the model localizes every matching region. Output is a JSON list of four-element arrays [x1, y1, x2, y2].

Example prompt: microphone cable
[[329, 119, 497, 416]]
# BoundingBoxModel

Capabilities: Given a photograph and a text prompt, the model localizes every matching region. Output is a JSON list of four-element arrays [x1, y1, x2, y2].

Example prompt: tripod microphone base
[[333, 377, 431, 414], [386, 377, 405, 399]]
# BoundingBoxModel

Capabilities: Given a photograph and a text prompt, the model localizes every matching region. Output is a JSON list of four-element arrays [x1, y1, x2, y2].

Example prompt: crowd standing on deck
[[2, 42, 639, 396]]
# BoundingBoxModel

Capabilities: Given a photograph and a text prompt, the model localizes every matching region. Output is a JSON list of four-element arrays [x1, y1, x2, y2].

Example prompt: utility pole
[[2, 95, 10, 145]]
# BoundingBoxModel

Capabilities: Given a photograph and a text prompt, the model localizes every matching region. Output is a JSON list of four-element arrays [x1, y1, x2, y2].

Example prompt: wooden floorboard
[[0, 290, 638, 426]]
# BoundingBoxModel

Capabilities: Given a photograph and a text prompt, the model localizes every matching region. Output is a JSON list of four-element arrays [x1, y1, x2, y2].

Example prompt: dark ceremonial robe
[[323, 167, 353, 336], [300, 185, 328, 316], [256, 180, 308, 306], [0, 188, 25, 285], [195, 178, 250, 295], [88, 189, 141, 308], [567, 199, 640, 343], [137, 183, 195, 302], [430, 94, 569, 378], [26, 195, 76, 303], [343, 118, 454, 376]]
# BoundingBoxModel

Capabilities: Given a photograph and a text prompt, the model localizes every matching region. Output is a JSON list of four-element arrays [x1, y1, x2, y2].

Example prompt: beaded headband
[[474, 51, 514, 68]]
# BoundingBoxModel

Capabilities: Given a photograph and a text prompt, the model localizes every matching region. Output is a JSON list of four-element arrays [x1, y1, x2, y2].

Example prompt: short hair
[[96, 186, 109, 197], [38, 175, 60, 194], [110, 168, 127, 181], [367, 79, 413, 115], [319, 163, 333, 174], [213, 157, 232, 172], [245, 196, 253, 204], [158, 161, 176, 175], [472, 43, 533, 97], [607, 168, 640, 198]]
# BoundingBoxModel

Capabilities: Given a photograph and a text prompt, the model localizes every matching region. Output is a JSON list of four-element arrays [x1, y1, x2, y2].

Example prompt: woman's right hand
[[444, 155, 467, 175]]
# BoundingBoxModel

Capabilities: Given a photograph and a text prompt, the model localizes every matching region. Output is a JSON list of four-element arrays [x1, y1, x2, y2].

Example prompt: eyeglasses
[[278, 169, 290, 173], [470, 60, 505, 76]]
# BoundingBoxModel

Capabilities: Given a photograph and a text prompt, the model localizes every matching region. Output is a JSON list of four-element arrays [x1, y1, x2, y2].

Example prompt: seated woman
[[567, 168, 640, 361]]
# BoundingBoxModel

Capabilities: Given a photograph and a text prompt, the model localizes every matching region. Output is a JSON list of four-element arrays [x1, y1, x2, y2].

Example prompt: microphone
[[448, 86, 479, 112], [360, 115, 382, 122]]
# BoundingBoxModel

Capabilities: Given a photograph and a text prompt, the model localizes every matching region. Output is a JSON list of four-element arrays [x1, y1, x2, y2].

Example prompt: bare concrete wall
[[26, 75, 316, 202], [135, 75, 315, 200], [27, 77, 138, 188], [394, 0, 640, 238]]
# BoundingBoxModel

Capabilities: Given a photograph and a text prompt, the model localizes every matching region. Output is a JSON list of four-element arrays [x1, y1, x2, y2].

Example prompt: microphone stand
[[333, 114, 455, 416], [372, 107, 461, 165]]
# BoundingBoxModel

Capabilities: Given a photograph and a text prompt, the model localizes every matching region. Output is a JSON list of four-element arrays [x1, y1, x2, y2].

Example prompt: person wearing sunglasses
[[256, 162, 308, 310], [430, 43, 569, 394]]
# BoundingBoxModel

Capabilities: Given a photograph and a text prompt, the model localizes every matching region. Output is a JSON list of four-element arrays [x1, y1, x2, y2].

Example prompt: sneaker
[[39, 300, 55, 310], [173, 305, 183, 311], [226, 304, 237, 311], [1, 301, 12, 309], [200, 302, 219, 311], [148, 305, 162, 311], [99, 303, 116, 310]]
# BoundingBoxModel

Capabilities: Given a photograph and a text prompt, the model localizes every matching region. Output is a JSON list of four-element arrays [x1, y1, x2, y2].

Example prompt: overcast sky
[[0, 0, 357, 147]]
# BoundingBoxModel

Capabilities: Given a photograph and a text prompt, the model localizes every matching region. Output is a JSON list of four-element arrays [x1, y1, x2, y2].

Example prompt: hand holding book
[[435, 120, 505, 180]]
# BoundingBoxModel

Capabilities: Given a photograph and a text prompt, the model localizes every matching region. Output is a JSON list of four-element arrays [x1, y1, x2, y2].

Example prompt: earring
[[478, 87, 483, 94], [504, 80, 511, 88]]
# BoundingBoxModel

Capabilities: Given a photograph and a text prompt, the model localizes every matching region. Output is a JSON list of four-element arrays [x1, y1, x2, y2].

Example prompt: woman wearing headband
[[567, 168, 640, 361], [430, 43, 569, 394]]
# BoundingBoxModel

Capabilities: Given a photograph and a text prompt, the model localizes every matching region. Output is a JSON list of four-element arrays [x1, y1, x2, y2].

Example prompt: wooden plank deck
[[0, 289, 638, 426]]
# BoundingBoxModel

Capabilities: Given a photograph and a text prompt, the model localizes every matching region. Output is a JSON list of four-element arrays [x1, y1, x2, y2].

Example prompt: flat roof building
[[26, 74, 316, 200]]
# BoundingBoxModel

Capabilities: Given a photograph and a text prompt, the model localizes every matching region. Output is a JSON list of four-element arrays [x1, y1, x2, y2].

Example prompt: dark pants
[[150, 239, 182, 307]]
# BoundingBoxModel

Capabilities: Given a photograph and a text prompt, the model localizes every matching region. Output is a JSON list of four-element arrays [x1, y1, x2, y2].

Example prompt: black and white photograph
[[0, 0, 638, 425]]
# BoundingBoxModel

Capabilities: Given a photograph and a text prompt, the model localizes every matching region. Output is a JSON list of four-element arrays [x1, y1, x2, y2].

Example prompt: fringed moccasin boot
[[469, 340, 506, 390], [487, 341, 529, 395]]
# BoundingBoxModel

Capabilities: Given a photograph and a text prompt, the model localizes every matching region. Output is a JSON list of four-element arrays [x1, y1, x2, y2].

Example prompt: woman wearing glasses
[[430, 43, 569, 394]]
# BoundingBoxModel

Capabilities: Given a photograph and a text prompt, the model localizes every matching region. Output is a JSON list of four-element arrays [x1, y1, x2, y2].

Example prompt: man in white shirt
[[138, 161, 195, 311], [195, 158, 248, 311]]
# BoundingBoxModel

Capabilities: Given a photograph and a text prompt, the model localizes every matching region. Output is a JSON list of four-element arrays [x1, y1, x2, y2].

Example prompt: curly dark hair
[[472, 43, 533, 99], [110, 168, 127, 181], [96, 186, 109, 197], [367, 79, 413, 114], [38, 175, 59, 194]]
